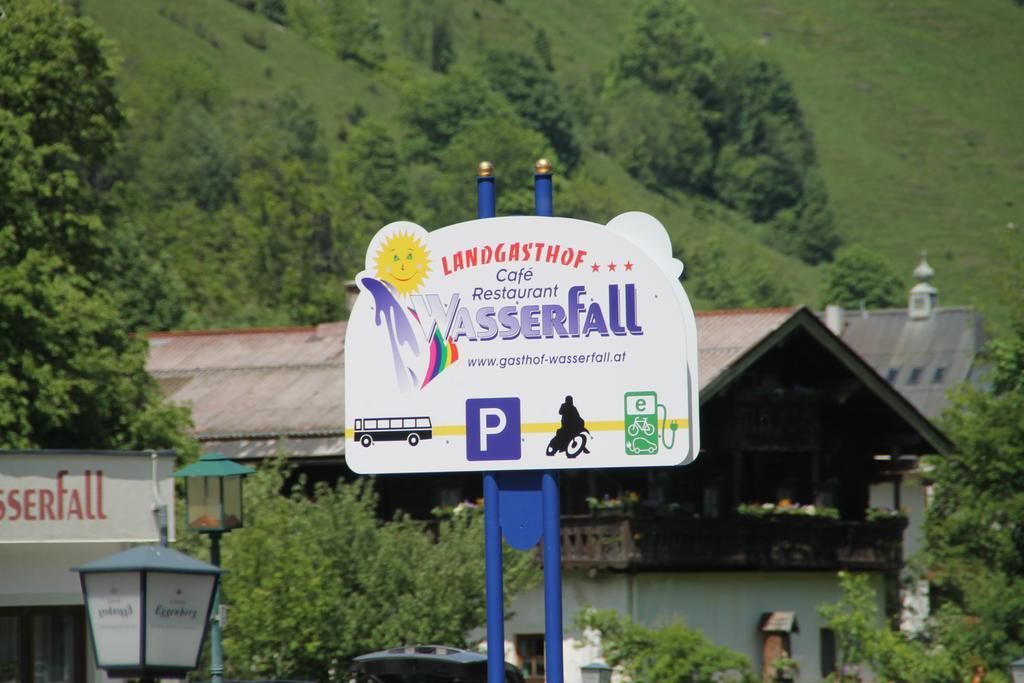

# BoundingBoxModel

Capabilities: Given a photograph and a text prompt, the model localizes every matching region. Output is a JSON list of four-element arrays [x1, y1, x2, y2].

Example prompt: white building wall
[[503, 570, 887, 683], [870, 474, 929, 632]]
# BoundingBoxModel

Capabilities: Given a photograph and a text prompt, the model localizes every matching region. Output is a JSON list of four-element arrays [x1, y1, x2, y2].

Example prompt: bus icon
[[354, 416, 433, 447]]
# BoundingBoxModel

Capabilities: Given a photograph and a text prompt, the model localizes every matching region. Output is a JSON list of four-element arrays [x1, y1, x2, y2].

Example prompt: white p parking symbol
[[479, 408, 507, 451], [466, 397, 521, 461]]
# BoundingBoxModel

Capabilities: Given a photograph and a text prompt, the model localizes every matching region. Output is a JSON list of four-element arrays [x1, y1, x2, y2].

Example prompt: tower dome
[[909, 251, 937, 320]]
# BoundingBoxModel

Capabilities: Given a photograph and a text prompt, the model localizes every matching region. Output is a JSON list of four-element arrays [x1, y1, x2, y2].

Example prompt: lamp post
[[74, 545, 221, 682], [580, 662, 613, 683], [173, 452, 255, 683], [1010, 658, 1024, 683]]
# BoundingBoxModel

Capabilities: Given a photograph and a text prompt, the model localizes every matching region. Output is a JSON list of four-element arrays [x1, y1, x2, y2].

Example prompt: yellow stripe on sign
[[433, 425, 467, 436], [346, 419, 688, 440]]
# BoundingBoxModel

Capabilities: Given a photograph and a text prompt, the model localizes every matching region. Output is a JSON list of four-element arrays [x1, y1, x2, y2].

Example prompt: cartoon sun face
[[373, 230, 431, 296]]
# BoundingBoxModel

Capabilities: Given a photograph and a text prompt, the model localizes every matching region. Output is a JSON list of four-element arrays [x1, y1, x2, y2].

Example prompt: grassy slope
[[688, 0, 1024, 323], [82, 0, 822, 310], [83, 0, 400, 146]]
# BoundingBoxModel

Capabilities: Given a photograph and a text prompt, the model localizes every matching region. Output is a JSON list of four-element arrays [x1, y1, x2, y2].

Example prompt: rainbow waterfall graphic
[[422, 326, 459, 387]]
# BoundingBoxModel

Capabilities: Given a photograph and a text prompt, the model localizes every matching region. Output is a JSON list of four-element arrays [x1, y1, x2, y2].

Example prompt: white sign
[[144, 572, 216, 668], [83, 571, 142, 666], [0, 452, 175, 543], [345, 213, 700, 474]]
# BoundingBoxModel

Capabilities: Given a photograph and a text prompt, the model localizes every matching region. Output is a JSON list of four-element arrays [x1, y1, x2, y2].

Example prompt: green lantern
[[173, 453, 254, 533]]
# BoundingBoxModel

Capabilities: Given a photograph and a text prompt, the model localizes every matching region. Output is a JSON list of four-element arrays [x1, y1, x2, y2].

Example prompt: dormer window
[[932, 366, 947, 384], [907, 367, 923, 385], [885, 368, 900, 383]]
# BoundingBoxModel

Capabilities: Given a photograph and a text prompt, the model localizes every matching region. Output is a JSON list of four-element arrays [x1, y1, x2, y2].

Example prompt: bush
[[575, 607, 756, 683]]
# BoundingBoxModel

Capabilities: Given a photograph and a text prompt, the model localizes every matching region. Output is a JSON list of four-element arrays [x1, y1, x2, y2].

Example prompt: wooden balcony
[[560, 514, 907, 572]]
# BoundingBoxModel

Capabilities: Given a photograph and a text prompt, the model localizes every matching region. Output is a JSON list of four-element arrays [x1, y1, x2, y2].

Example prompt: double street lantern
[[74, 545, 221, 680], [174, 452, 255, 533]]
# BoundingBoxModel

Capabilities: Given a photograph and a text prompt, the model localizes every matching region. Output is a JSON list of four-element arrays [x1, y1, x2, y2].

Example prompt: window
[[354, 419, 362, 430], [0, 607, 84, 683], [416, 418, 431, 428], [885, 368, 900, 383], [403, 418, 416, 428], [364, 419, 377, 429], [820, 628, 837, 679], [932, 366, 947, 384], [515, 634, 545, 683], [907, 367, 923, 385], [702, 484, 721, 519]]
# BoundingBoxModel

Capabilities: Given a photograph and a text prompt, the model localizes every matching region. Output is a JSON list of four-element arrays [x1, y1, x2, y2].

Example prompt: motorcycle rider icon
[[546, 395, 591, 458]]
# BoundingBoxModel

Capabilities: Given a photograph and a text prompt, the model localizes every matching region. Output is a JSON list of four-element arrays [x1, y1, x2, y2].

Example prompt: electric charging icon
[[624, 391, 678, 455]]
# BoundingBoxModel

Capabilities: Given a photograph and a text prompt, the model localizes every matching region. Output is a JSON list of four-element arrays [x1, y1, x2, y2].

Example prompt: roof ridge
[[696, 307, 797, 317], [146, 325, 322, 338]]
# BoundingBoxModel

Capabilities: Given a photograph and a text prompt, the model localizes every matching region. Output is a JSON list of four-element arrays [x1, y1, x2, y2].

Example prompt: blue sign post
[[479, 159, 564, 683]]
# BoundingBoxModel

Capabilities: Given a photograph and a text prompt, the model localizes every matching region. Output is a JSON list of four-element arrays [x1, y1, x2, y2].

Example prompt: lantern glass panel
[[187, 477, 223, 530], [222, 475, 243, 529], [82, 572, 141, 667], [581, 665, 612, 683], [144, 572, 216, 668]]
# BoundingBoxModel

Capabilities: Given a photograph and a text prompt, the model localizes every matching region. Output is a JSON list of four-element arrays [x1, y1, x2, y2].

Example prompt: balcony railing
[[560, 514, 907, 572]]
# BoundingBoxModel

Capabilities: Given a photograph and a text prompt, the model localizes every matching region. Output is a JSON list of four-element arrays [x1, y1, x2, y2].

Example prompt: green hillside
[[81, 0, 1023, 324], [689, 0, 1024, 322]]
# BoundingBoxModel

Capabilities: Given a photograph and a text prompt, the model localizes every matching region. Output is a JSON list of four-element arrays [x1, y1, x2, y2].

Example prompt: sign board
[[82, 571, 142, 666], [344, 213, 699, 474], [0, 452, 175, 543]]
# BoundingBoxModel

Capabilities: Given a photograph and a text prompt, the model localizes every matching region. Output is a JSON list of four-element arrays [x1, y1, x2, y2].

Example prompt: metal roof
[[147, 324, 345, 460], [827, 306, 986, 418], [694, 308, 797, 390], [74, 544, 221, 575]]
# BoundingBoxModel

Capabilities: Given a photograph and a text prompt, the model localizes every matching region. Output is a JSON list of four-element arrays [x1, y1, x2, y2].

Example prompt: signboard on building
[[345, 212, 700, 474], [0, 451, 175, 543]]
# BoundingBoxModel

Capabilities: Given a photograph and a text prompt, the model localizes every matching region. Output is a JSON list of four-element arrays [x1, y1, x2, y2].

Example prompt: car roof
[[353, 645, 485, 665]]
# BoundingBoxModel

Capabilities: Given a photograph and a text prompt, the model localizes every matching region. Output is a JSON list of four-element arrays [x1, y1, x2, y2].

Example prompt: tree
[[0, 1, 193, 452], [477, 51, 582, 172], [613, 0, 721, 106], [714, 56, 839, 263], [817, 572, 955, 683], [218, 464, 540, 681], [603, 84, 713, 192], [924, 250, 1024, 679], [0, 247, 193, 452], [286, 0, 384, 67], [0, 1, 124, 277], [677, 239, 793, 309], [819, 245, 903, 309], [575, 607, 756, 683], [399, 66, 515, 156], [150, 104, 239, 212], [838, 227, 1024, 682], [430, 17, 454, 73], [409, 116, 556, 228]]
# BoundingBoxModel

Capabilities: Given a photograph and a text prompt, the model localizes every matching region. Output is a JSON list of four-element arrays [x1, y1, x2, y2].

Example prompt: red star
[[624, 261, 634, 271], [607, 262, 617, 272], [591, 262, 600, 272]]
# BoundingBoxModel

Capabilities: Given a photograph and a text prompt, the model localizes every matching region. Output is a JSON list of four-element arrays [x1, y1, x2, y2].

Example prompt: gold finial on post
[[535, 158, 552, 175], [477, 161, 494, 177]]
